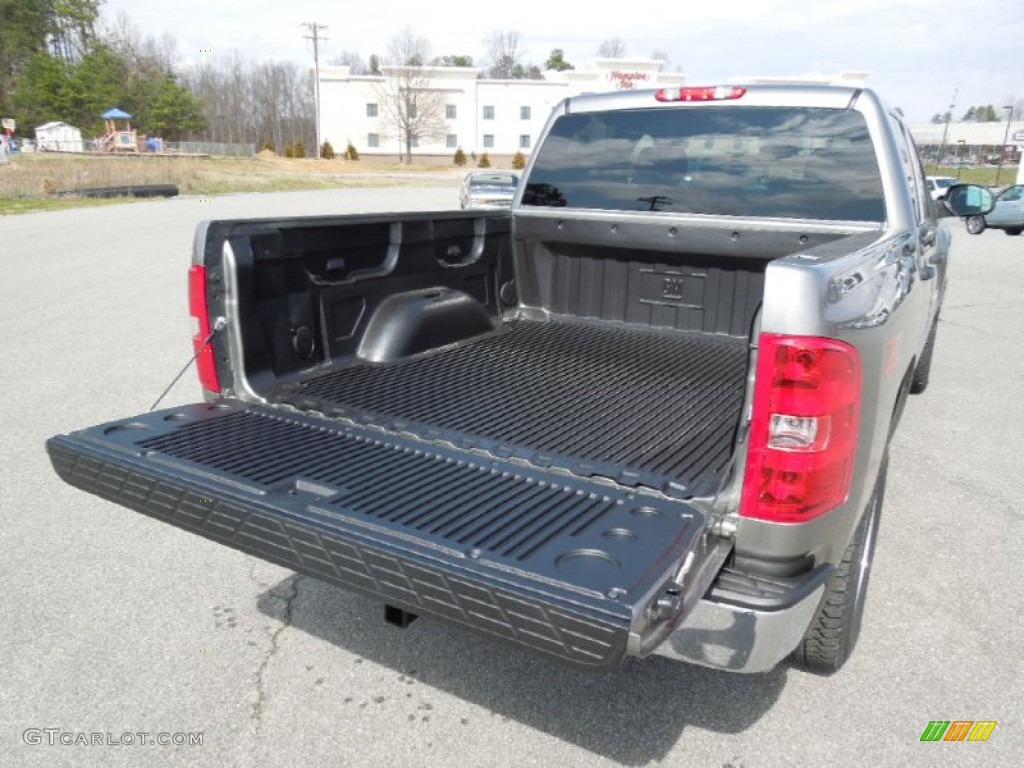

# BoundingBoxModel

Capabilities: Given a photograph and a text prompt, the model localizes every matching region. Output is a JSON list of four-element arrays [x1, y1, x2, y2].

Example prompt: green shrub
[[511, 151, 526, 169], [345, 142, 359, 161], [321, 140, 336, 159], [453, 147, 467, 166], [293, 139, 306, 158], [283, 142, 294, 158], [477, 152, 491, 168]]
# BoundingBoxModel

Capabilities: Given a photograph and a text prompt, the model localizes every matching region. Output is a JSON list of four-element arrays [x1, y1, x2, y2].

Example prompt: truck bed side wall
[[198, 213, 515, 398]]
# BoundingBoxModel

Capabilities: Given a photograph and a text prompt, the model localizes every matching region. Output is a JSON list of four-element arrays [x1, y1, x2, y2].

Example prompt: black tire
[[1004, 228, 1022, 236], [59, 184, 179, 199], [909, 317, 938, 395], [791, 457, 887, 675], [965, 215, 986, 235]]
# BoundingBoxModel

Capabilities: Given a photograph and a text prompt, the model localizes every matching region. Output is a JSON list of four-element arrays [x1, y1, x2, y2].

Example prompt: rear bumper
[[654, 564, 832, 673]]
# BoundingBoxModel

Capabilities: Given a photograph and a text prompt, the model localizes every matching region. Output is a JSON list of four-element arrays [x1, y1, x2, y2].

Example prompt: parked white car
[[925, 176, 959, 201], [459, 171, 519, 209], [921, 177, 958, 202]]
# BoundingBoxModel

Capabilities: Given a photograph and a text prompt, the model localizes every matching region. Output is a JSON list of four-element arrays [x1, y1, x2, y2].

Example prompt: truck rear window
[[522, 106, 885, 222]]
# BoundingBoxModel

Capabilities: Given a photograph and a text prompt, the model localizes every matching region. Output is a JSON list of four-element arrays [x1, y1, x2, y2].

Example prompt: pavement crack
[[938, 317, 1004, 338], [251, 575, 303, 745], [247, 561, 275, 590]]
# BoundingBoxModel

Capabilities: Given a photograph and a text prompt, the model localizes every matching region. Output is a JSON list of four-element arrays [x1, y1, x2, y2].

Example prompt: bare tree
[[330, 50, 366, 74], [182, 53, 314, 152], [1005, 96, 1024, 121], [597, 37, 627, 58], [377, 27, 444, 163], [388, 26, 431, 66], [483, 30, 523, 79]]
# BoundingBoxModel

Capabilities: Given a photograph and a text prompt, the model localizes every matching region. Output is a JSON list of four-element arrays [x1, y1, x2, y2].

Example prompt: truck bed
[[273, 318, 750, 497]]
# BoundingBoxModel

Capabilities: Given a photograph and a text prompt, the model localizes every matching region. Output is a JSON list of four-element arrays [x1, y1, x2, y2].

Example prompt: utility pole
[[302, 22, 328, 159], [937, 82, 958, 169], [995, 104, 1013, 188]]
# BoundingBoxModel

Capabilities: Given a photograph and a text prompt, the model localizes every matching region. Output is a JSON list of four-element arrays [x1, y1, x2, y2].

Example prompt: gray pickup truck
[[48, 84, 955, 675]]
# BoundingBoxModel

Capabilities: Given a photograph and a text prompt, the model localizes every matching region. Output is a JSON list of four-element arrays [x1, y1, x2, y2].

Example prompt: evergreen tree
[[544, 49, 574, 72]]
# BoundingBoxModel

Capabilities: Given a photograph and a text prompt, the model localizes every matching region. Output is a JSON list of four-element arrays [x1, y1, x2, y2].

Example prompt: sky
[[101, 0, 1024, 124]]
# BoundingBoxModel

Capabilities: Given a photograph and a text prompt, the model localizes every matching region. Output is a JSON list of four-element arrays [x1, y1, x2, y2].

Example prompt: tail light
[[188, 264, 221, 393], [740, 334, 861, 523]]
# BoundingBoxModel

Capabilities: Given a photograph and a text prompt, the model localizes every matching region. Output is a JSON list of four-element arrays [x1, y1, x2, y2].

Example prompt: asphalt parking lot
[[1, 189, 1021, 767]]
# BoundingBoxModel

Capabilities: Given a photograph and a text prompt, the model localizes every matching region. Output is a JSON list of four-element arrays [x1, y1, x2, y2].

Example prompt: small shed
[[35, 121, 85, 152]]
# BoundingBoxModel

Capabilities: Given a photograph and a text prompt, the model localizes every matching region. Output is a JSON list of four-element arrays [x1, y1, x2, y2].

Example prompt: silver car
[[965, 185, 1024, 236], [459, 171, 519, 209]]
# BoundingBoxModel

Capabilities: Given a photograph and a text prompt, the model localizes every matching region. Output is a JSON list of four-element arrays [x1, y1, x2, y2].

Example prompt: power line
[[302, 22, 328, 158]]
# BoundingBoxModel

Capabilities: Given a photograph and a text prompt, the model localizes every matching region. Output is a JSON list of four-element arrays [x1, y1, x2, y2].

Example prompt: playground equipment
[[96, 108, 137, 152]]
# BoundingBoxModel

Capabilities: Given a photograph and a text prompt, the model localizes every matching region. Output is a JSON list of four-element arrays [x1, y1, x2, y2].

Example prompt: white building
[[318, 59, 686, 160], [908, 119, 1024, 149], [34, 121, 84, 152]]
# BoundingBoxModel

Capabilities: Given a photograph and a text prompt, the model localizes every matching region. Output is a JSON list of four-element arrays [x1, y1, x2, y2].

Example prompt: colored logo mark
[[920, 720, 997, 742]]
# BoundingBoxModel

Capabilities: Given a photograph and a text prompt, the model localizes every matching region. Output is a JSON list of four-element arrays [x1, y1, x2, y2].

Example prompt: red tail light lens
[[188, 264, 221, 393], [655, 86, 747, 102], [740, 334, 861, 523]]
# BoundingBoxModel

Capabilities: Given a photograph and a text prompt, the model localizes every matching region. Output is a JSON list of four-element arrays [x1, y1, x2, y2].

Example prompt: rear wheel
[[965, 216, 986, 235], [1005, 227, 1022, 236], [791, 457, 887, 675], [909, 317, 938, 395]]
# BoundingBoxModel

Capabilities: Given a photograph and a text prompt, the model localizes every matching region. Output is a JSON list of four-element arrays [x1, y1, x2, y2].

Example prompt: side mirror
[[944, 184, 995, 217]]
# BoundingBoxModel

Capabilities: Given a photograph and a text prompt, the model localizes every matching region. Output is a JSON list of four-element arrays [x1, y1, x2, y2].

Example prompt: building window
[[411, 137, 419, 148], [445, 104, 457, 120], [520, 106, 531, 120], [483, 105, 495, 120], [483, 134, 494, 148], [409, 104, 417, 119], [367, 133, 379, 148], [519, 134, 531, 149], [366, 103, 378, 118], [446, 134, 458, 148]]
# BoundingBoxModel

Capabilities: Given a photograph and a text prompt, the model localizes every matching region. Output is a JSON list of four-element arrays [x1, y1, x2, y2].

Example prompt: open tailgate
[[47, 400, 716, 670]]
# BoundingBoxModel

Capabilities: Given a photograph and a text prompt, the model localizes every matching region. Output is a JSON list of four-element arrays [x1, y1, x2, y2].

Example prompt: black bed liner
[[47, 401, 708, 669], [274, 319, 749, 498]]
